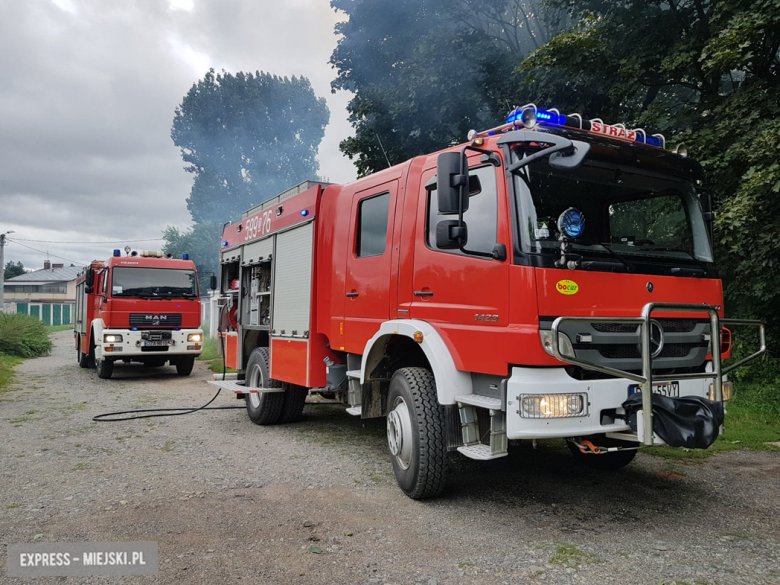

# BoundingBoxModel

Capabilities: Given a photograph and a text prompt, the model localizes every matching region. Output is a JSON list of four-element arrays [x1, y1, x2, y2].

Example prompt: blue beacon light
[[113, 249, 121, 257], [301, 209, 309, 217], [182, 253, 189, 260]]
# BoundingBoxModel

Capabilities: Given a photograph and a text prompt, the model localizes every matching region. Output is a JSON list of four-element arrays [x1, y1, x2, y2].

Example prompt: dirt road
[[2, 331, 779, 584]]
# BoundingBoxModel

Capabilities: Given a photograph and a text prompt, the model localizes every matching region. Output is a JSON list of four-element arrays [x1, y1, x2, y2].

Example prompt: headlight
[[188, 333, 202, 342], [709, 381, 734, 401], [104, 334, 122, 343], [520, 393, 587, 418], [539, 330, 575, 358]]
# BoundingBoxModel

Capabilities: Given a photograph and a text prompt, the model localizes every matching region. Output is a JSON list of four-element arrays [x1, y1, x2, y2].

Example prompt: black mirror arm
[[506, 140, 574, 173]]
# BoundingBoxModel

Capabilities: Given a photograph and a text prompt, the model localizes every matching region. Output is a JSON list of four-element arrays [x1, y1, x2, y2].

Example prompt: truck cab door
[[408, 159, 510, 374], [343, 180, 399, 352]]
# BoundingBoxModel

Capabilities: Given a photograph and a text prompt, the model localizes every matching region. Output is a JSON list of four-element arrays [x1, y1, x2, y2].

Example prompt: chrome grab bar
[[551, 303, 766, 446]]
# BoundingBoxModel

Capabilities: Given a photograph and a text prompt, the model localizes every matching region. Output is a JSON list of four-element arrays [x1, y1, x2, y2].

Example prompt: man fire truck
[[210, 105, 765, 499], [74, 250, 206, 379]]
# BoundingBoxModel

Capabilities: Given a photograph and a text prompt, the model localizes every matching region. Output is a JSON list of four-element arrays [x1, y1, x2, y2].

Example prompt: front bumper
[[504, 366, 710, 440], [97, 329, 203, 359]]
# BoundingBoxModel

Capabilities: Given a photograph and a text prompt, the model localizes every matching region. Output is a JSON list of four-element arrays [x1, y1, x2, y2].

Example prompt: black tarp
[[622, 393, 725, 449]]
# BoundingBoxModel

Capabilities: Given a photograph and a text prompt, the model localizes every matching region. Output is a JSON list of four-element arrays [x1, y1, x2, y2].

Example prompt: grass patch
[[206, 360, 237, 374], [9, 417, 31, 424], [0, 354, 24, 393], [549, 542, 602, 567], [0, 313, 52, 357], [160, 440, 176, 452], [6, 503, 21, 509], [197, 336, 219, 361], [46, 325, 72, 333], [645, 383, 780, 460]]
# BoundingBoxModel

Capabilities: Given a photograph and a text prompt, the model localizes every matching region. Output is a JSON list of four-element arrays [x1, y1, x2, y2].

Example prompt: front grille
[[141, 330, 172, 341], [596, 343, 697, 360], [129, 313, 182, 327], [592, 319, 698, 334]]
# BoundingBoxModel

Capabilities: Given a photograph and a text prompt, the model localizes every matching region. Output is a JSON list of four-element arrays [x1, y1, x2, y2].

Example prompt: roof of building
[[6, 266, 82, 283]]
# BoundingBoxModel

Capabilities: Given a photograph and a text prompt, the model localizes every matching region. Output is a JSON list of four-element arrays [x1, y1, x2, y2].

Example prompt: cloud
[[0, 0, 355, 269]]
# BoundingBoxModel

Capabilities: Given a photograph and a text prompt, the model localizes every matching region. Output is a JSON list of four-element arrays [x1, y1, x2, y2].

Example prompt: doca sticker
[[556, 280, 579, 295]]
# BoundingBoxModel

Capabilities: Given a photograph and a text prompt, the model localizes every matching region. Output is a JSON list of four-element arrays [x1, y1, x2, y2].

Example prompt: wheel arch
[[91, 319, 106, 359], [360, 319, 472, 406]]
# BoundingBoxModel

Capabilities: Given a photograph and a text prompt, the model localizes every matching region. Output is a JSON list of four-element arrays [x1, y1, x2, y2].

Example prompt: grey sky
[[0, 0, 356, 269]]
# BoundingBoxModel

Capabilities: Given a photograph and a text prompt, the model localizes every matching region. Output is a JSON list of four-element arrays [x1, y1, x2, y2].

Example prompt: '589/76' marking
[[244, 210, 273, 241]]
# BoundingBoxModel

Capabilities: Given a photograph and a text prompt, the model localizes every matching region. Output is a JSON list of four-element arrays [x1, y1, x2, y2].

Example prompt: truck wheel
[[386, 367, 447, 499], [567, 436, 637, 470], [244, 348, 284, 425], [175, 357, 195, 376], [77, 336, 90, 369], [278, 383, 308, 423], [96, 358, 114, 379]]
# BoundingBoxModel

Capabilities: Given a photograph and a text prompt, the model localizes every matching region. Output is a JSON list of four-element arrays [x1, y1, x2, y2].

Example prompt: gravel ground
[[1, 331, 779, 584]]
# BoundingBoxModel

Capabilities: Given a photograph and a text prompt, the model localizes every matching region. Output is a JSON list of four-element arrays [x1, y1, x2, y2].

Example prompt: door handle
[[414, 291, 434, 297], [346, 292, 359, 298]]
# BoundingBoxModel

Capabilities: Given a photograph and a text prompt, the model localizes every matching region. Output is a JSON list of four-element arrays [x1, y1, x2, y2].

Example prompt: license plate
[[628, 381, 680, 398], [143, 340, 174, 347]]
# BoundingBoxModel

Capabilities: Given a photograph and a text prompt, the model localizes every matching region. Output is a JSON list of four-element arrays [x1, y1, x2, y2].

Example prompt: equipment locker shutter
[[272, 223, 313, 338], [221, 248, 242, 264], [242, 237, 273, 265]]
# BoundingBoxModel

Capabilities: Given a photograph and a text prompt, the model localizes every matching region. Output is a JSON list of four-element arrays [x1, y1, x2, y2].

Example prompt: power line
[[6, 239, 87, 267], [11, 237, 166, 244]]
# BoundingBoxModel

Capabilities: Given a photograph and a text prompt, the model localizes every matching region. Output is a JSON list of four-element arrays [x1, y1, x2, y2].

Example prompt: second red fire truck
[[210, 105, 765, 499], [74, 250, 206, 379]]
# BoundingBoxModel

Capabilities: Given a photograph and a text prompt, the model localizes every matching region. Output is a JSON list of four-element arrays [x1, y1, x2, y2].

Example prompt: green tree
[[518, 0, 780, 346], [330, 0, 559, 176], [162, 222, 222, 295], [4, 261, 24, 280], [172, 69, 330, 224]]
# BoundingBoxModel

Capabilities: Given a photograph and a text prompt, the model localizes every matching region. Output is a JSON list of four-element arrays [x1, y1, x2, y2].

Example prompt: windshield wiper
[[590, 243, 634, 272]]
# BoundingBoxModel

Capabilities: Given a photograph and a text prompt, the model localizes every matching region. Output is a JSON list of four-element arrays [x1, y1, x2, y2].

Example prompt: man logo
[[144, 315, 168, 327]]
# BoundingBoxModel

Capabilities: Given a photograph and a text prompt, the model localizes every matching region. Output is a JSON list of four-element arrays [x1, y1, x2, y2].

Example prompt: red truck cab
[[74, 250, 204, 379]]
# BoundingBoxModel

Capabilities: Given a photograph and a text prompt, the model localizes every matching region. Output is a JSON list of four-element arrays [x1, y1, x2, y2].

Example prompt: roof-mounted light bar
[[503, 106, 665, 149]]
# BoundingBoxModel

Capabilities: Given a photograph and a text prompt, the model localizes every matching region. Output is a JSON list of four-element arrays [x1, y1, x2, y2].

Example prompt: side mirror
[[85, 268, 95, 288], [210, 275, 217, 291], [436, 220, 468, 249], [436, 152, 468, 215], [85, 286, 94, 294], [548, 140, 591, 170]]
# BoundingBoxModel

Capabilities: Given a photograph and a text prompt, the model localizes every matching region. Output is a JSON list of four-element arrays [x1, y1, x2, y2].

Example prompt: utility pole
[[0, 231, 15, 313]]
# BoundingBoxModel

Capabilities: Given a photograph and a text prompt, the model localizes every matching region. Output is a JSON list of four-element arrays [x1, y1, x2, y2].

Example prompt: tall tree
[[4, 261, 25, 280], [172, 69, 330, 224], [330, 0, 559, 176], [162, 222, 222, 295], [518, 0, 780, 345]]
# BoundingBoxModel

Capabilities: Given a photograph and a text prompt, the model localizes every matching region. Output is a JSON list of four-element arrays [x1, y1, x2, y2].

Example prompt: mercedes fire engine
[[210, 105, 765, 499], [74, 250, 205, 379]]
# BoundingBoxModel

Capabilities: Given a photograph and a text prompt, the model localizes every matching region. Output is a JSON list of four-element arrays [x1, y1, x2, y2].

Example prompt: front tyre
[[386, 368, 447, 499], [244, 348, 284, 425], [96, 358, 114, 379], [175, 356, 195, 376]]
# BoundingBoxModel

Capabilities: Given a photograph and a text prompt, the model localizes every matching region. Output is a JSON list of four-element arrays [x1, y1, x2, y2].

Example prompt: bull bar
[[551, 303, 766, 445]]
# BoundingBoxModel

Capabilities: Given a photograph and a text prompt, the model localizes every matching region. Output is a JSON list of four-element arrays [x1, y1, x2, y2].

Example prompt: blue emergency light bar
[[505, 107, 664, 148], [182, 253, 189, 260], [113, 249, 121, 257]]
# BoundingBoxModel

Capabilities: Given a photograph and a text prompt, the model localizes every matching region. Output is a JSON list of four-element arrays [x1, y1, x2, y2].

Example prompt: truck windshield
[[111, 268, 198, 298], [510, 149, 713, 268]]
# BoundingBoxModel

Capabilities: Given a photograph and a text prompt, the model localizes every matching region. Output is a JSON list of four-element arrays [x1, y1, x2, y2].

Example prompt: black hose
[[93, 301, 242, 422]]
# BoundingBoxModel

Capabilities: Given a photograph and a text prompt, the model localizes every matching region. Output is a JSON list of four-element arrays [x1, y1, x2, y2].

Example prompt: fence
[[10, 302, 73, 326]]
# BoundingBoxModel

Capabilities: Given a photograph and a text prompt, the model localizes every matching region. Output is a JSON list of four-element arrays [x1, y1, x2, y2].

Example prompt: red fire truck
[[74, 250, 206, 380], [210, 105, 765, 499]]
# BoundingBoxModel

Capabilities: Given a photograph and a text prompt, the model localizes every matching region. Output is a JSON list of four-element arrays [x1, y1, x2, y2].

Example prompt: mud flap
[[622, 393, 725, 449]]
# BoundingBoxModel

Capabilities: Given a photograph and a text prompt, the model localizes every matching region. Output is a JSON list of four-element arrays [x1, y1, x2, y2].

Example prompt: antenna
[[375, 133, 392, 169]]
